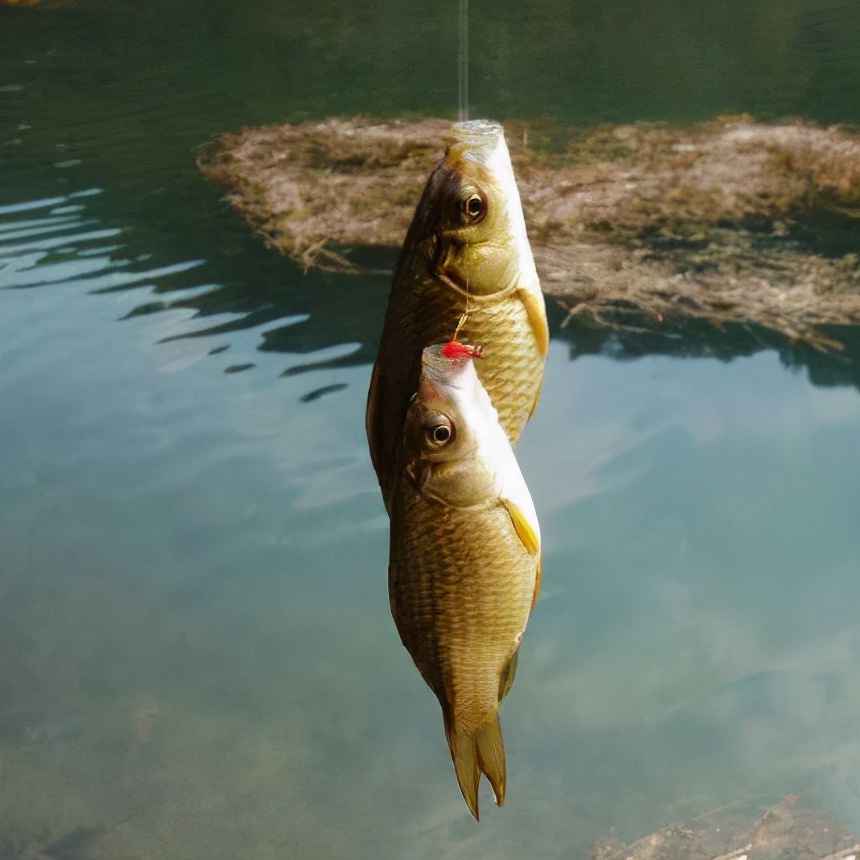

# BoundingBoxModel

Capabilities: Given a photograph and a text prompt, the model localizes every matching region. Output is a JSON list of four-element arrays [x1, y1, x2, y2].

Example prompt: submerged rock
[[591, 797, 858, 860], [199, 116, 860, 347]]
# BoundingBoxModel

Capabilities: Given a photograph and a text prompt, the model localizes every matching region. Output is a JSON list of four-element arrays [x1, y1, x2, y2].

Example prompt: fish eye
[[425, 418, 455, 446], [460, 191, 487, 223]]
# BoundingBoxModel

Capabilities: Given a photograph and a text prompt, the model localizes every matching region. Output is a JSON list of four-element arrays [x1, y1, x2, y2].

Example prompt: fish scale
[[369, 278, 545, 511], [389, 485, 535, 726], [385, 345, 541, 818], [366, 120, 548, 513], [421, 284, 545, 437], [369, 122, 546, 819]]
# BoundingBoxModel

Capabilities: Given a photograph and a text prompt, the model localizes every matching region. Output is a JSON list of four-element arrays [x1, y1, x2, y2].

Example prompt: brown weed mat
[[199, 116, 860, 347]]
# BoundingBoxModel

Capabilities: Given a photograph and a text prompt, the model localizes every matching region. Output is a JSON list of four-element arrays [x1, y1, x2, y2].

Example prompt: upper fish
[[388, 343, 542, 820], [366, 119, 549, 512]]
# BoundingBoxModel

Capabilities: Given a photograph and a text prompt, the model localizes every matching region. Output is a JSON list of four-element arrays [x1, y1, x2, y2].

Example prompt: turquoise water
[[1, 1, 859, 856]]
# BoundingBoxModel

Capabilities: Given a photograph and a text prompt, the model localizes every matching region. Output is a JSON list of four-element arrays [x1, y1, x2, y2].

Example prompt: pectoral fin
[[530, 557, 542, 613], [518, 286, 549, 358], [501, 498, 542, 612], [527, 378, 544, 421], [502, 497, 540, 554]]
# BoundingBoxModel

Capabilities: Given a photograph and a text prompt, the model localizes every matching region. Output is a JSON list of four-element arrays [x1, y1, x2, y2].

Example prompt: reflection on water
[[0, 189, 390, 377], [3, 183, 858, 855], [1, 0, 860, 856], [556, 315, 860, 394]]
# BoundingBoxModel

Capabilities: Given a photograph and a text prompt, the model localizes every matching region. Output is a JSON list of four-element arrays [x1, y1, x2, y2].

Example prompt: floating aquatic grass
[[198, 116, 860, 349]]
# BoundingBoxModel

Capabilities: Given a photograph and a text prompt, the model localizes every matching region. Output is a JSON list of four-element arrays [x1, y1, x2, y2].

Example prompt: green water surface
[[1, 1, 859, 857]]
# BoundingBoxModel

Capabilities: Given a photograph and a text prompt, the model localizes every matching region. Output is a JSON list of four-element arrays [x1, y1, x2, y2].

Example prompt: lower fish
[[388, 342, 542, 820]]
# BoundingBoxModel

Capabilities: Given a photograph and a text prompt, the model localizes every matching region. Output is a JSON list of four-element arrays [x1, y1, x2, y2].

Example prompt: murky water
[[1, 1, 859, 857]]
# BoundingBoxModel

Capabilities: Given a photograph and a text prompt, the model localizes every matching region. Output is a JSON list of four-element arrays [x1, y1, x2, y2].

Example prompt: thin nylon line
[[458, 0, 469, 121]]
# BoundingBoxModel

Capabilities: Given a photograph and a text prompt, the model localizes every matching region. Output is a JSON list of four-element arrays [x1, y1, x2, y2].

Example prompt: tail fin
[[445, 713, 506, 821]]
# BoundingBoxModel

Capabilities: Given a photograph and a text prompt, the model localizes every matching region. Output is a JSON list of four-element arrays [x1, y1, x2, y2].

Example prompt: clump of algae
[[199, 115, 860, 347]]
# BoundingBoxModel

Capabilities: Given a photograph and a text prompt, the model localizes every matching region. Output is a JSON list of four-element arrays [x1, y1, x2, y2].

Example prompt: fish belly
[[388, 484, 536, 721]]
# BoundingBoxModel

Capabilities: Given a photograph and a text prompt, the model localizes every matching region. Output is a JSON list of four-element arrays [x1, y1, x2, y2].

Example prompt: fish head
[[407, 120, 538, 297], [403, 344, 502, 507]]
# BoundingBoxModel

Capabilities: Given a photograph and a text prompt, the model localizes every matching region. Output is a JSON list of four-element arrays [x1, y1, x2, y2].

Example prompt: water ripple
[[0, 188, 377, 384]]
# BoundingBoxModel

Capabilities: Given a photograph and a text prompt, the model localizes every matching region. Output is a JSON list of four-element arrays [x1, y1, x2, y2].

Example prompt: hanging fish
[[366, 119, 548, 512], [388, 343, 542, 820]]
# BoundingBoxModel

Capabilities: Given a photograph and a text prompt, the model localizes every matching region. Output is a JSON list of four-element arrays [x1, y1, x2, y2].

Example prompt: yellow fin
[[501, 498, 542, 612], [501, 498, 540, 555], [445, 713, 506, 820], [498, 647, 519, 702], [527, 378, 544, 421], [531, 557, 542, 613], [518, 286, 550, 358]]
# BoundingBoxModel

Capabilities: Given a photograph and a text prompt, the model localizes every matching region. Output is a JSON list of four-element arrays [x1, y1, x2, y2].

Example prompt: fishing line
[[458, 0, 469, 121], [451, 273, 471, 343], [453, 0, 472, 345]]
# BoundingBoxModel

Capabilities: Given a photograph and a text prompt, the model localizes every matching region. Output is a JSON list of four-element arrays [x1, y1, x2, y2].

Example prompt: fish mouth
[[451, 118, 503, 137], [444, 119, 503, 162], [445, 119, 504, 148]]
